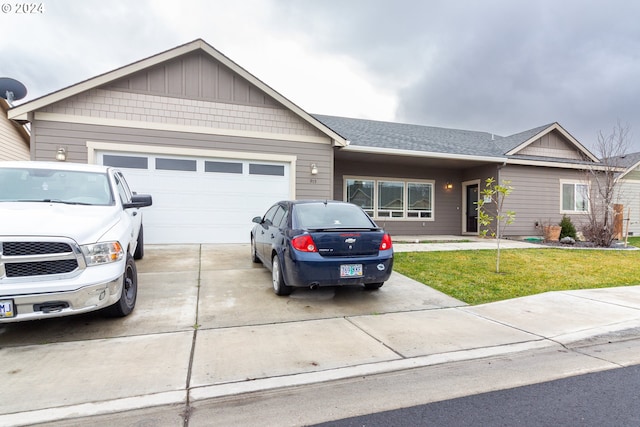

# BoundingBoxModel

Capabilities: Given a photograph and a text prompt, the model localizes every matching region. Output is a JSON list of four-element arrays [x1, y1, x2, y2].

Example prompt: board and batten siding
[[516, 129, 585, 160], [333, 157, 463, 236], [108, 50, 281, 109], [500, 165, 591, 236]]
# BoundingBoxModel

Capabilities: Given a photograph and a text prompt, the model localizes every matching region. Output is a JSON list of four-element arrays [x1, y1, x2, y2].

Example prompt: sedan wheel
[[272, 254, 292, 296], [251, 236, 260, 264]]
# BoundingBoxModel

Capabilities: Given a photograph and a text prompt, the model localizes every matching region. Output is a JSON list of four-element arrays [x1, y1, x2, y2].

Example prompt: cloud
[[2, 0, 639, 151]]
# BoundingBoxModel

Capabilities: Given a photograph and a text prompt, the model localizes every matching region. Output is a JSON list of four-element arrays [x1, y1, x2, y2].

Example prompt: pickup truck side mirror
[[124, 194, 153, 209]]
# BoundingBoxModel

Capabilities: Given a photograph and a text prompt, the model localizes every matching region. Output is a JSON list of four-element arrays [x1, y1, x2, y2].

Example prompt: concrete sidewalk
[[1, 242, 640, 426]]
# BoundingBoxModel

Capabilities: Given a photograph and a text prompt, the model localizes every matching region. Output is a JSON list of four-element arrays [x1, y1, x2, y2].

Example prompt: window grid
[[345, 177, 434, 219]]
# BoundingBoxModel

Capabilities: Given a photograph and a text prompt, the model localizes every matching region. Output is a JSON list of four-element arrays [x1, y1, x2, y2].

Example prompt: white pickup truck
[[0, 161, 152, 322]]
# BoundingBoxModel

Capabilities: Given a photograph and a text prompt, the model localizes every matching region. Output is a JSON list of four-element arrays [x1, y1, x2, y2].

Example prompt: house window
[[562, 182, 589, 212], [346, 179, 374, 216], [408, 182, 432, 218], [345, 177, 434, 219], [378, 181, 404, 217]]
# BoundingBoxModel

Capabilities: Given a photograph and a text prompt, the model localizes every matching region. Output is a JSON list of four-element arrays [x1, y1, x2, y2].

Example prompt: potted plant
[[541, 219, 562, 242]]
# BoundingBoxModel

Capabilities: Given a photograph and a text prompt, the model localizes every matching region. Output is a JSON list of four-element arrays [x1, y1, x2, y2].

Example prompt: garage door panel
[[99, 152, 291, 244]]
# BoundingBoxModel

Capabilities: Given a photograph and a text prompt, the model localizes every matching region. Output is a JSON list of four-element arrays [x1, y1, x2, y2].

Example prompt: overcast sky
[[2, 0, 640, 152]]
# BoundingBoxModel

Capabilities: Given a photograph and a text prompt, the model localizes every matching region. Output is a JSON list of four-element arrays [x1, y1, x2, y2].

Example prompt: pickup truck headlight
[[81, 242, 124, 266]]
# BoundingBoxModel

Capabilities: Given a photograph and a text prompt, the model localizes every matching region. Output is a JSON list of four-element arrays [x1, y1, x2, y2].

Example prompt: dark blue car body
[[251, 200, 394, 295]]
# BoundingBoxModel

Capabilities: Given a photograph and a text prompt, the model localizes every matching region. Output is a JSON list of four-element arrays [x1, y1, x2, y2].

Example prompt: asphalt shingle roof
[[313, 114, 551, 158]]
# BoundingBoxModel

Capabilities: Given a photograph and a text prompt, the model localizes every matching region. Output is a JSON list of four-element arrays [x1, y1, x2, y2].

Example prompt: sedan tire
[[272, 254, 292, 296], [251, 236, 261, 264]]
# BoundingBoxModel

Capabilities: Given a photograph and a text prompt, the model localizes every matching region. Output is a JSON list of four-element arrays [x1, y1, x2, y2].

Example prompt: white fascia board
[[343, 145, 622, 171], [198, 43, 347, 147], [505, 123, 600, 162], [8, 43, 198, 120], [616, 160, 640, 180], [8, 39, 348, 147], [341, 145, 506, 163], [505, 157, 624, 171]]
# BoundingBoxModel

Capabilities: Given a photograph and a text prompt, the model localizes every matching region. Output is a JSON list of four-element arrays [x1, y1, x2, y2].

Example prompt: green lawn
[[393, 237, 640, 305]]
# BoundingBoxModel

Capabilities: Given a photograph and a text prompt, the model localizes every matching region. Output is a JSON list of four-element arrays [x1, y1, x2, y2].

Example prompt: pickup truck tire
[[104, 254, 138, 317], [133, 225, 144, 260]]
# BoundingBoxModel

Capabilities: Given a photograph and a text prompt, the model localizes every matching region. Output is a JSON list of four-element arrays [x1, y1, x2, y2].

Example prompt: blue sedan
[[251, 200, 394, 295]]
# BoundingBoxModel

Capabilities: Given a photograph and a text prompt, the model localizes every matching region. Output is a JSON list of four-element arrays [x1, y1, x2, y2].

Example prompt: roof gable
[[8, 39, 347, 146], [503, 123, 599, 162], [106, 50, 282, 109]]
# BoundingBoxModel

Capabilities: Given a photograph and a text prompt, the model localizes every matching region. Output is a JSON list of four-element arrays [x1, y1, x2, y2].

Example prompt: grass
[[394, 238, 640, 305]]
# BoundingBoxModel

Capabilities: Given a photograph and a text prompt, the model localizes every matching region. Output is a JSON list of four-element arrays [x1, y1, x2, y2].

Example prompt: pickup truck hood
[[0, 202, 120, 244]]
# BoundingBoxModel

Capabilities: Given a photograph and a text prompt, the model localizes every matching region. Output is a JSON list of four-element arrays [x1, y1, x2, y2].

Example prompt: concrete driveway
[[2, 243, 640, 426], [0, 244, 465, 424]]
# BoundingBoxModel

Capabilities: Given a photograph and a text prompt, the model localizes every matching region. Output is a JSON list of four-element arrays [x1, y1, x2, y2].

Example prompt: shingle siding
[[516, 130, 584, 160], [41, 89, 324, 138]]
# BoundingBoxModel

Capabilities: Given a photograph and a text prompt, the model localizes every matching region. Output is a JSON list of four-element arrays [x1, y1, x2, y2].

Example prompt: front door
[[465, 183, 479, 233]]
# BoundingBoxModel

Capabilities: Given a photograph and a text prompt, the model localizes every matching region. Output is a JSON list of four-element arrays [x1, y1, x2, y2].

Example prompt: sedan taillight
[[292, 234, 318, 252], [379, 233, 393, 250]]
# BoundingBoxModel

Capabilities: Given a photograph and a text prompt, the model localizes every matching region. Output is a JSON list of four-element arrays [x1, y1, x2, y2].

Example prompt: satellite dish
[[0, 77, 28, 104]]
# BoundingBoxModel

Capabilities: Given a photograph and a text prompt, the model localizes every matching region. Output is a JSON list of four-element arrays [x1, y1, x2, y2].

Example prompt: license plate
[[340, 264, 363, 278], [0, 299, 15, 318]]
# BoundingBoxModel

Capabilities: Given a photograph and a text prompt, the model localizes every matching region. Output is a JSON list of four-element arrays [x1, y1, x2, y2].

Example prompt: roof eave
[[7, 39, 347, 147], [341, 145, 507, 163], [504, 123, 600, 162]]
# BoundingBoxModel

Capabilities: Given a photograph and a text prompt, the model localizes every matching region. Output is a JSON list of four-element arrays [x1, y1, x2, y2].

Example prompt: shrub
[[559, 214, 577, 240]]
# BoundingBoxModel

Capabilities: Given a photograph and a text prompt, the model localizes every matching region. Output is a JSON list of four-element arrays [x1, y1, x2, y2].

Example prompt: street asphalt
[[1, 237, 640, 426]]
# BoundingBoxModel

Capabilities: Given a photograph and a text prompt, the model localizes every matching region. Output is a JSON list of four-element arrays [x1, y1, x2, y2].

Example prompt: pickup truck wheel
[[272, 254, 292, 296], [104, 255, 138, 317], [133, 225, 144, 260]]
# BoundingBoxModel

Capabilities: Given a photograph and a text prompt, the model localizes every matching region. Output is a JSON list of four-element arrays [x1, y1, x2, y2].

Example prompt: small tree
[[583, 122, 631, 247], [559, 214, 577, 240], [476, 177, 516, 273]]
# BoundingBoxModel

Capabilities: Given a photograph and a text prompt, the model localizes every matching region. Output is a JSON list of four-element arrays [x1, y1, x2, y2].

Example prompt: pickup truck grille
[[3, 242, 73, 256], [5, 259, 79, 277], [1, 239, 83, 280]]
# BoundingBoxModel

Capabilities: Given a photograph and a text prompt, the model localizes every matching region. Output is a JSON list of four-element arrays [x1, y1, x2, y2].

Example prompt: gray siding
[[516, 129, 584, 160], [32, 120, 334, 200], [500, 165, 590, 236], [108, 51, 281, 109], [334, 158, 463, 235]]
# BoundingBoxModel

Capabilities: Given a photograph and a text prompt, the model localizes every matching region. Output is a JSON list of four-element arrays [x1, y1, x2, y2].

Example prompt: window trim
[[344, 175, 435, 220], [560, 180, 590, 214]]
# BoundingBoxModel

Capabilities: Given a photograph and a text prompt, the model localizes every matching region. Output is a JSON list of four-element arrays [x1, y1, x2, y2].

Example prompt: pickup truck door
[[113, 171, 142, 246]]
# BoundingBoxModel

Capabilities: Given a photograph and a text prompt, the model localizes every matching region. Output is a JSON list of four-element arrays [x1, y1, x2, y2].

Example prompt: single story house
[[613, 152, 640, 236], [1, 98, 30, 161], [7, 39, 627, 243]]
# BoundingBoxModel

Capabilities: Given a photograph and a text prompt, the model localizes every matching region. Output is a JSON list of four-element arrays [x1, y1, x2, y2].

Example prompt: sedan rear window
[[294, 203, 375, 229]]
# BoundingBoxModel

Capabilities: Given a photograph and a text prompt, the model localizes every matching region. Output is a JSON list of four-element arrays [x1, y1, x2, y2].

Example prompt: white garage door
[[98, 152, 291, 244]]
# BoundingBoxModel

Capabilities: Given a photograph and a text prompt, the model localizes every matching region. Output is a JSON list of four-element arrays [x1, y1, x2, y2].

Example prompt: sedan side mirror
[[252, 216, 263, 224]]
